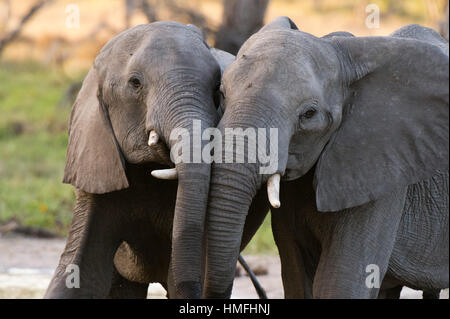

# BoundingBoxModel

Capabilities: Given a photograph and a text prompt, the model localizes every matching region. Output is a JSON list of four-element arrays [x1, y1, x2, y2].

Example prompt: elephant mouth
[[122, 130, 173, 167], [149, 144, 174, 168], [140, 130, 177, 179], [283, 168, 303, 181]]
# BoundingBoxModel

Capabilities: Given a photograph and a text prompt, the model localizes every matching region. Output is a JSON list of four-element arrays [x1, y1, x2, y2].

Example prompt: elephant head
[[203, 17, 449, 297], [62, 22, 233, 298]]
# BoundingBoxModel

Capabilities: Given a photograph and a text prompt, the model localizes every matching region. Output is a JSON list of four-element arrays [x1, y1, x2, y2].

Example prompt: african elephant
[[203, 18, 449, 298], [44, 21, 259, 299]]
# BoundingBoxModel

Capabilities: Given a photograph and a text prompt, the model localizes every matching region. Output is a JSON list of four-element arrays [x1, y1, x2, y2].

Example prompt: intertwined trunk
[[203, 105, 288, 298], [171, 161, 211, 298], [202, 113, 267, 297], [204, 162, 260, 298], [163, 100, 218, 298]]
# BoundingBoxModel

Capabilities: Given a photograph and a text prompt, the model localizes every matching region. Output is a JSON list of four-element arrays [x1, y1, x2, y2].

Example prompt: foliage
[[0, 61, 78, 235], [244, 213, 277, 255]]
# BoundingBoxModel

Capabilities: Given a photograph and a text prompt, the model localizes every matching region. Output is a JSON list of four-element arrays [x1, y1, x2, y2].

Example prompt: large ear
[[186, 24, 204, 38], [259, 16, 298, 33], [390, 24, 448, 55], [315, 34, 449, 212], [63, 68, 129, 194], [210, 48, 235, 75]]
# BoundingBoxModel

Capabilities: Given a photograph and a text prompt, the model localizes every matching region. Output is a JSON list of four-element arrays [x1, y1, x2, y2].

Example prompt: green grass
[[0, 61, 78, 235], [243, 213, 277, 255], [0, 60, 277, 253]]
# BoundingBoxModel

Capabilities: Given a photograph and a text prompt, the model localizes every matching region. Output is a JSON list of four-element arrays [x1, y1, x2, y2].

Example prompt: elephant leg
[[312, 188, 407, 299], [45, 192, 124, 298], [272, 215, 312, 298], [270, 175, 321, 299], [108, 266, 149, 299]]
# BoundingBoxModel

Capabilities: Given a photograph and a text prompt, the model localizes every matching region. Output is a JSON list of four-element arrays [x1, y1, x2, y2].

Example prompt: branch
[[141, 0, 158, 23], [0, 0, 53, 56], [165, 0, 207, 29]]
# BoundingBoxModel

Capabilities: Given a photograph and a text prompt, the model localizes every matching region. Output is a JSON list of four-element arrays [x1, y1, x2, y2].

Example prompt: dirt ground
[[0, 234, 448, 299]]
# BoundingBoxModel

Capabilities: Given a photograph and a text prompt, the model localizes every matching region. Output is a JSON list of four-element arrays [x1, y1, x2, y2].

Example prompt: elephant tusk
[[148, 130, 159, 147], [267, 174, 281, 209], [151, 168, 178, 180]]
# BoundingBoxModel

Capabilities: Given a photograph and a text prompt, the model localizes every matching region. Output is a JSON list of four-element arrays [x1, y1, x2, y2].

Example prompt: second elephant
[[202, 18, 449, 298]]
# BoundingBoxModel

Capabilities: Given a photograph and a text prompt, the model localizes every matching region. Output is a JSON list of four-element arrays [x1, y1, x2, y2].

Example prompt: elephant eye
[[129, 76, 142, 89], [301, 108, 317, 120]]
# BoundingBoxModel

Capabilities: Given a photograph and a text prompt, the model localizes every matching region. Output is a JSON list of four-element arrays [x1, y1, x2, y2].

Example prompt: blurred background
[[0, 0, 448, 254]]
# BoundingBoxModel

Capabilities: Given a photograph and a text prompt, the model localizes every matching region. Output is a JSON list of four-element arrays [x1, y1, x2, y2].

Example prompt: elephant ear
[[322, 31, 354, 39], [315, 35, 449, 212], [390, 24, 448, 55], [210, 48, 235, 75], [259, 16, 298, 32], [187, 24, 204, 38], [63, 68, 129, 194]]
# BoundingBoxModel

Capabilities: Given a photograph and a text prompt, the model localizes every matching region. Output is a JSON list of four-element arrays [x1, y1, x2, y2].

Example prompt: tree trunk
[[215, 0, 269, 55]]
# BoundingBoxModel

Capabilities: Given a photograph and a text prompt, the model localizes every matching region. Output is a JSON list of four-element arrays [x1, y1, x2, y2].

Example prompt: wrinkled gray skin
[[45, 22, 249, 299], [204, 18, 449, 298]]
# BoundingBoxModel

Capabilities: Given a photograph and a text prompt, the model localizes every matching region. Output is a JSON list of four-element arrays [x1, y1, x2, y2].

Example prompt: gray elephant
[[45, 21, 267, 299], [202, 18, 449, 298]]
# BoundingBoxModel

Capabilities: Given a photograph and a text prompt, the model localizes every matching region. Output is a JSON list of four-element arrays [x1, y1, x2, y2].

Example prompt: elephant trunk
[[202, 108, 289, 298], [162, 103, 217, 299], [204, 161, 261, 298], [171, 161, 211, 298]]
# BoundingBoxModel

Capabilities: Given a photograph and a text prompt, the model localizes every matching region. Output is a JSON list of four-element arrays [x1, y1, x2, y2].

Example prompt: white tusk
[[267, 174, 281, 209], [148, 130, 159, 147], [151, 168, 178, 180]]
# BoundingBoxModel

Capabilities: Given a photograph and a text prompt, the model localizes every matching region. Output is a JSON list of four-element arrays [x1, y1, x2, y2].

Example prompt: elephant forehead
[[234, 30, 339, 79], [224, 49, 318, 97], [95, 23, 206, 69], [138, 34, 208, 65], [239, 30, 320, 58]]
